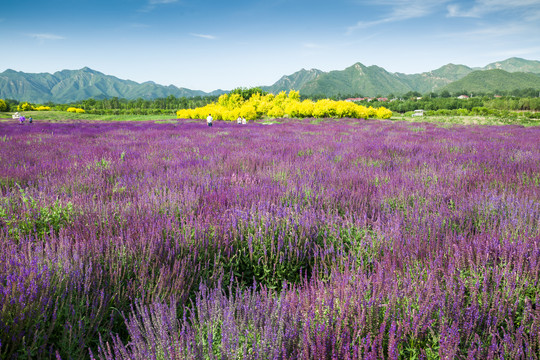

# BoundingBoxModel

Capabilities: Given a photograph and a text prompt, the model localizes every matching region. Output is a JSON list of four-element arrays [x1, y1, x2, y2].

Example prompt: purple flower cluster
[[0, 119, 539, 359]]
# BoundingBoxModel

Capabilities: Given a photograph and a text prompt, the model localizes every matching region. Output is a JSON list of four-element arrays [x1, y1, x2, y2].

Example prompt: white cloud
[[139, 0, 179, 12], [190, 33, 216, 40], [437, 23, 531, 39], [524, 9, 540, 21], [347, 0, 450, 33], [488, 46, 540, 58], [27, 33, 65, 40], [446, 0, 540, 18]]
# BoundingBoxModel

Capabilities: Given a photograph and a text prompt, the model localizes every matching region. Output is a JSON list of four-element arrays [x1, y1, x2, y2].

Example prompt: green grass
[[0, 111, 176, 122], [390, 114, 540, 127], [2, 110, 539, 126]]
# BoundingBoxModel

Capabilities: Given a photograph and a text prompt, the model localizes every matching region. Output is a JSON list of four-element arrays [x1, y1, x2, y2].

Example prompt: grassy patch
[[0, 111, 176, 122]]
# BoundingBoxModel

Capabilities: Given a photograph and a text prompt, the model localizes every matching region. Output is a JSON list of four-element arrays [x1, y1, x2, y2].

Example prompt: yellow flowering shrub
[[298, 100, 315, 118], [240, 104, 257, 120], [288, 90, 300, 101], [18, 102, 34, 111], [256, 96, 274, 117], [35, 106, 51, 111], [313, 99, 337, 118], [66, 107, 85, 113], [175, 90, 392, 121], [376, 107, 393, 119], [284, 101, 301, 118], [356, 106, 370, 119], [176, 109, 191, 119], [268, 105, 285, 118]]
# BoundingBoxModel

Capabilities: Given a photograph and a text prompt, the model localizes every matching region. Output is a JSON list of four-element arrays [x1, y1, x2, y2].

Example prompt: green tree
[[0, 99, 8, 112], [439, 90, 451, 98], [403, 91, 421, 99], [230, 87, 267, 101]]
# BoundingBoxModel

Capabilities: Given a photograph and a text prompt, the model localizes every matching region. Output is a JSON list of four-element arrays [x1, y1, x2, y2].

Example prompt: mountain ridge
[[1, 57, 539, 102], [440, 69, 540, 94], [0, 68, 226, 103]]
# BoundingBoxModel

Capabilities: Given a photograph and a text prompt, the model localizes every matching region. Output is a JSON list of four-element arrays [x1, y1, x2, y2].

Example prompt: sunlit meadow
[[0, 118, 539, 359]]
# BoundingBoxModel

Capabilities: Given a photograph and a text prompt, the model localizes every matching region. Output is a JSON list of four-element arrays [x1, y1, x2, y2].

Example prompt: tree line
[[1, 87, 539, 115]]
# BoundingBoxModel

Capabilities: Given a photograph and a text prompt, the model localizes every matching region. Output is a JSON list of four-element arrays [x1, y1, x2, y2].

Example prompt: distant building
[[412, 109, 424, 117], [457, 95, 469, 99], [377, 97, 389, 102], [344, 97, 366, 102], [494, 95, 502, 98]]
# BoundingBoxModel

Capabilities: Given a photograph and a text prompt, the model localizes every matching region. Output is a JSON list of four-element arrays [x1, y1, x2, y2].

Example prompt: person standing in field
[[29, 117, 33, 124], [206, 114, 213, 127], [242, 116, 247, 125], [18, 116, 25, 125], [237, 116, 242, 124]]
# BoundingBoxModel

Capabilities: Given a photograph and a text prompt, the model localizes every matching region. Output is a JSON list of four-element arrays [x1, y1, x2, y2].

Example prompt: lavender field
[[1, 118, 539, 359]]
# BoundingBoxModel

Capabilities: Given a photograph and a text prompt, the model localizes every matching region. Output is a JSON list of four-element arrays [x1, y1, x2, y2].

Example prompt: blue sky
[[1, 0, 539, 92]]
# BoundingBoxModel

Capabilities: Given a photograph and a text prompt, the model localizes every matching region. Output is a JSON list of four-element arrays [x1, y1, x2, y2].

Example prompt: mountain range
[[0, 67, 226, 104], [263, 57, 540, 96], [1, 58, 539, 103]]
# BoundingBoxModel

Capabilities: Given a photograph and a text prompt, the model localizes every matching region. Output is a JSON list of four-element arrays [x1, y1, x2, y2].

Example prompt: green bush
[[0, 99, 8, 112]]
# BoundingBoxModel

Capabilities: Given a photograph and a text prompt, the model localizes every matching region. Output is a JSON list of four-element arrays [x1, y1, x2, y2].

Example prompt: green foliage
[[382, 96, 540, 114], [0, 99, 8, 112], [441, 69, 540, 95], [221, 233, 312, 290], [0, 186, 74, 240], [229, 87, 268, 101]]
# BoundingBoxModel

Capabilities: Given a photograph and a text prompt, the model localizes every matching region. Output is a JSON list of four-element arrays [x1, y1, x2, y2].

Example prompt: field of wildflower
[[1, 118, 539, 359]]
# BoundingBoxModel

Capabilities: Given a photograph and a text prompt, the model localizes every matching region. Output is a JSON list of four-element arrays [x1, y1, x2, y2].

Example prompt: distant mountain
[[262, 68, 323, 94], [395, 64, 474, 93], [263, 57, 539, 97], [1, 58, 539, 102], [299, 63, 411, 96], [481, 57, 540, 73], [441, 69, 540, 94], [0, 67, 225, 103]]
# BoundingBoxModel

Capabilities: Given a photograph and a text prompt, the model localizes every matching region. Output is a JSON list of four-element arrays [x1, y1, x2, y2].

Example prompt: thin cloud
[[347, 0, 449, 34], [437, 23, 530, 39], [447, 0, 540, 18], [191, 33, 216, 40], [27, 33, 65, 40], [139, 0, 179, 12], [488, 46, 540, 58], [524, 9, 540, 21], [466, 24, 528, 37]]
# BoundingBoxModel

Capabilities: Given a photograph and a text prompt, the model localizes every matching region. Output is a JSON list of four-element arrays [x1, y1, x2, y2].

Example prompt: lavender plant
[[0, 119, 538, 359]]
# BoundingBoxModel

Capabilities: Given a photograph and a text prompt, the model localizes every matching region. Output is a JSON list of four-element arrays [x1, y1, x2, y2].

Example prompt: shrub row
[[177, 91, 393, 120]]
